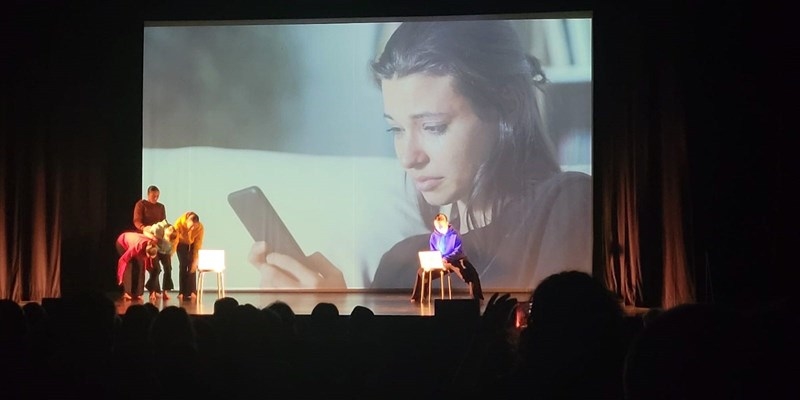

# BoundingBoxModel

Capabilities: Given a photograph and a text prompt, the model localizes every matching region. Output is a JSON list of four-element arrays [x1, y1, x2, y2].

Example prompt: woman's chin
[[420, 192, 453, 207]]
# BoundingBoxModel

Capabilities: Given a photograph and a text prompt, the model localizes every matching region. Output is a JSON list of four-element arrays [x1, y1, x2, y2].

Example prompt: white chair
[[418, 250, 451, 303], [197, 249, 226, 303]]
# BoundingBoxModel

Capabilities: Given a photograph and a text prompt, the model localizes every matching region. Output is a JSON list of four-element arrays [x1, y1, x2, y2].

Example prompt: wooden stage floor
[[113, 290, 524, 316], [111, 290, 650, 318]]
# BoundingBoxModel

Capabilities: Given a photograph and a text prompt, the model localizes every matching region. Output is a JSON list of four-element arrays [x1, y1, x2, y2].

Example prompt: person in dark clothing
[[133, 185, 174, 298]]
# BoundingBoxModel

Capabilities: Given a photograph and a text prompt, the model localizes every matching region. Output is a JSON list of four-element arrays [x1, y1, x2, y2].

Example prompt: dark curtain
[[1, 2, 142, 301], [2, 0, 790, 309], [594, 3, 697, 308], [595, 0, 793, 308], [1, 9, 63, 302]]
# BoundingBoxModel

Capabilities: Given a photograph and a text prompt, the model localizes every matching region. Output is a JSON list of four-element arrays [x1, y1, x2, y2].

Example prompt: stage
[[109, 289, 650, 318], [112, 289, 523, 316]]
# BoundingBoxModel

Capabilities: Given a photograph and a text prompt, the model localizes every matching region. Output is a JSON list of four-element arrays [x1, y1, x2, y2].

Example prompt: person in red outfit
[[115, 231, 158, 301]]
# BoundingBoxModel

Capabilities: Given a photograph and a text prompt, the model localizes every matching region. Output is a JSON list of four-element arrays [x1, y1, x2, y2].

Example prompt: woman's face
[[381, 74, 494, 206]]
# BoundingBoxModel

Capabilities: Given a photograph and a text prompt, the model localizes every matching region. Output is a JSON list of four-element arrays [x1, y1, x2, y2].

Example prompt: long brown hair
[[372, 20, 561, 230]]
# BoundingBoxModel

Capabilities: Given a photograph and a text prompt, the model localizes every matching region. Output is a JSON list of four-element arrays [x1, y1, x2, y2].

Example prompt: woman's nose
[[397, 132, 429, 169]]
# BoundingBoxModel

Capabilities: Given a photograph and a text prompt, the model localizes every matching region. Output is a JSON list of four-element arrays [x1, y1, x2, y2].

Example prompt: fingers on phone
[[307, 252, 344, 280], [255, 251, 345, 289], [265, 252, 322, 287], [259, 264, 301, 288]]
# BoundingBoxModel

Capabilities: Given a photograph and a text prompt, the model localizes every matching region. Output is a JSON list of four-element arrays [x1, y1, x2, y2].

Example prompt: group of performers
[[115, 185, 204, 302]]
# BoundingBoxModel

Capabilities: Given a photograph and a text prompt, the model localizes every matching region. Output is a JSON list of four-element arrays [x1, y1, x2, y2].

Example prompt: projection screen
[[142, 16, 592, 291]]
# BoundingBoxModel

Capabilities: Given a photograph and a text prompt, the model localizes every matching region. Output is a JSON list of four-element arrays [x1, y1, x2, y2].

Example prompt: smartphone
[[228, 186, 307, 263]]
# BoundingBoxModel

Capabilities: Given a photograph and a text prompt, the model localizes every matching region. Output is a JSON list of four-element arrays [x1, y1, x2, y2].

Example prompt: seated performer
[[411, 213, 484, 302]]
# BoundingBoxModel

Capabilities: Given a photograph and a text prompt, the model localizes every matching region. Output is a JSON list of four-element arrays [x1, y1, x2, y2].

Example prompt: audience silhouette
[[0, 276, 783, 399], [624, 303, 753, 400]]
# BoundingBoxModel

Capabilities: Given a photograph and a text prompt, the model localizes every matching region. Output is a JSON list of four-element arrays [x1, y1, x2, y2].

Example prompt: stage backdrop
[[142, 17, 592, 290]]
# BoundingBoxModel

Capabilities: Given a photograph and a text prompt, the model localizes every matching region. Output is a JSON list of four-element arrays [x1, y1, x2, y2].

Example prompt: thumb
[[248, 241, 269, 266], [307, 252, 343, 278]]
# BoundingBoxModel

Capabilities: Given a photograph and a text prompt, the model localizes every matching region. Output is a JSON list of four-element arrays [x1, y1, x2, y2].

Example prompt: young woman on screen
[[369, 20, 592, 291], [248, 20, 591, 291]]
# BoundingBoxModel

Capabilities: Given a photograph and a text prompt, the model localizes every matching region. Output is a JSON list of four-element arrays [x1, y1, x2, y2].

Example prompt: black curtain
[[594, 3, 698, 308], [1, 1, 142, 301]]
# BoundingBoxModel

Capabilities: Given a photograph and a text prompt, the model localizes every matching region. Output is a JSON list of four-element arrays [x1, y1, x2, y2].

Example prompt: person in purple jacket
[[411, 213, 483, 302]]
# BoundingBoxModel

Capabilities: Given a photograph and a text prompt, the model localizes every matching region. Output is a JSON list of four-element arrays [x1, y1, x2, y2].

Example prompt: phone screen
[[227, 186, 307, 262]]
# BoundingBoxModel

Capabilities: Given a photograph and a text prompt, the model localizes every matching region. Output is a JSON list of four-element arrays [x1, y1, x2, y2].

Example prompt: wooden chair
[[418, 250, 451, 303]]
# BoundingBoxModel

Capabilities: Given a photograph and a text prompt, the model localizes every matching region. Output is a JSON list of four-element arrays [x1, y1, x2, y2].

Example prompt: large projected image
[[143, 18, 592, 291]]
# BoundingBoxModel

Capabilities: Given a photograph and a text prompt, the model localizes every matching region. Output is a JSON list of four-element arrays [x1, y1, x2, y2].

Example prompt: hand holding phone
[[228, 186, 307, 263], [229, 185, 346, 289], [248, 242, 346, 289]]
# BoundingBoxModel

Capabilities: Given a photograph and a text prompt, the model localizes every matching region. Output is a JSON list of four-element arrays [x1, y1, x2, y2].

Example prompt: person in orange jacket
[[171, 211, 204, 300]]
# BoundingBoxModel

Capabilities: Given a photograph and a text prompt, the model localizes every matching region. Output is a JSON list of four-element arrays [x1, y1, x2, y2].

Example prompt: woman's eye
[[423, 124, 448, 135], [386, 126, 403, 135]]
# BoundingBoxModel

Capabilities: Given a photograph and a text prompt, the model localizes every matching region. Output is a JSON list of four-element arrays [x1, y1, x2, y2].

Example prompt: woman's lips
[[414, 176, 444, 192]]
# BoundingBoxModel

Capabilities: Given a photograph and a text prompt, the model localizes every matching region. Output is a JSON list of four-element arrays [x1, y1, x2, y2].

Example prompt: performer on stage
[[143, 221, 178, 300], [133, 185, 174, 298], [171, 211, 204, 301], [115, 231, 159, 301], [411, 213, 483, 302]]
